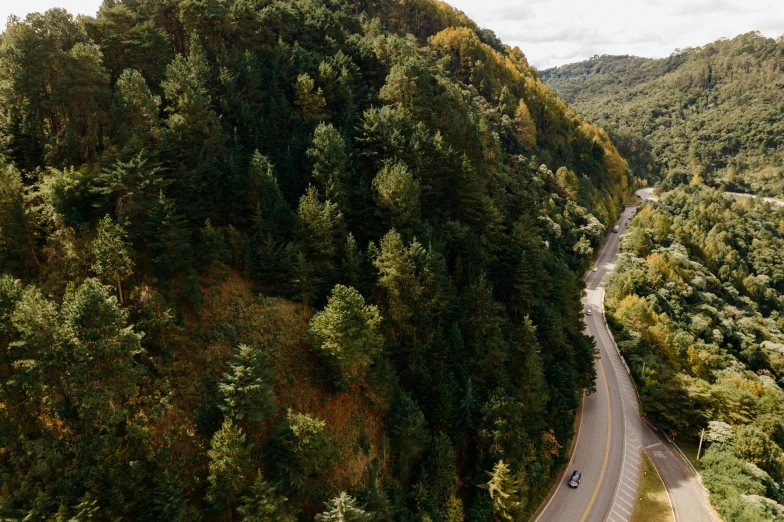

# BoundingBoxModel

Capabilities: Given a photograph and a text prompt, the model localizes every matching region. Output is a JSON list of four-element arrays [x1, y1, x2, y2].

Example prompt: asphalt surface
[[533, 190, 718, 522]]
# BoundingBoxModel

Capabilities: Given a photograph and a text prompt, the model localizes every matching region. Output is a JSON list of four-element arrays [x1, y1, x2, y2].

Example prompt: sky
[[2, 0, 783, 69]]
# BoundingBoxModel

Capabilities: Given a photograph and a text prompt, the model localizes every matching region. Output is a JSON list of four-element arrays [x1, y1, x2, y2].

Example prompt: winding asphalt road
[[533, 189, 718, 522]]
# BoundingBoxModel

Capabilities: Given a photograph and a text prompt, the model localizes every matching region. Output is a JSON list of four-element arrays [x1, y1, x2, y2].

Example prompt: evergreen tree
[[237, 471, 295, 522], [281, 242, 322, 306], [0, 163, 39, 277], [145, 192, 193, 278], [206, 419, 252, 513], [481, 460, 520, 521], [109, 68, 160, 156], [372, 229, 419, 327], [372, 161, 421, 232], [92, 151, 169, 227], [307, 123, 349, 208], [315, 492, 372, 522], [58, 278, 145, 427], [139, 468, 190, 522], [92, 214, 134, 304], [218, 343, 277, 422], [271, 410, 333, 496], [307, 284, 383, 379], [297, 186, 345, 274], [247, 151, 293, 233]]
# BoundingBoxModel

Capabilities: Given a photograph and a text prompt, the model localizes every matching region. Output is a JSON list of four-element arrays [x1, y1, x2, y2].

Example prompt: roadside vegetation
[[605, 182, 784, 520]]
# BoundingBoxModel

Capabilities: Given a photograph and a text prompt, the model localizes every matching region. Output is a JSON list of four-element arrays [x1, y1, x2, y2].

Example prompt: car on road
[[592, 266, 598, 272], [586, 308, 592, 316], [569, 470, 582, 488], [612, 225, 620, 233]]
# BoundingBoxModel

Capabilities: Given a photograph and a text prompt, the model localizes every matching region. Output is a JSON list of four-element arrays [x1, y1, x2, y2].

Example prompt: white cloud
[[448, 0, 784, 69], [2, 0, 783, 70], [2, 0, 100, 27]]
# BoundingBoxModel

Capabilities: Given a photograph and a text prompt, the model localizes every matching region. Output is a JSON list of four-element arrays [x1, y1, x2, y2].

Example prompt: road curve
[[533, 190, 718, 522]]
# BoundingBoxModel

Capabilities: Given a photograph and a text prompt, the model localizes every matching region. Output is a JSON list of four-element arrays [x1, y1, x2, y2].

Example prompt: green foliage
[[237, 471, 295, 522], [482, 460, 521, 521], [315, 492, 373, 522], [297, 186, 345, 274], [0, 0, 637, 518], [0, 163, 39, 277], [308, 123, 350, 208], [270, 411, 333, 498], [606, 184, 784, 520], [205, 419, 252, 512], [218, 343, 277, 422], [372, 161, 422, 231], [92, 214, 133, 303], [542, 33, 784, 195], [308, 284, 382, 378]]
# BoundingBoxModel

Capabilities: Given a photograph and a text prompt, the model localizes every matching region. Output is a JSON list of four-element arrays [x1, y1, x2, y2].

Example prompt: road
[[533, 189, 718, 522], [725, 191, 784, 206]]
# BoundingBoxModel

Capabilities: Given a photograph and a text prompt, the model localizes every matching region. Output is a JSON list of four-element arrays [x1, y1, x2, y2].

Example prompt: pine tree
[[271, 410, 333, 495], [140, 468, 190, 522], [109, 68, 160, 156], [294, 73, 328, 122], [145, 192, 193, 278], [307, 123, 349, 208], [206, 419, 251, 513], [92, 151, 169, 226], [297, 186, 344, 273], [58, 278, 145, 427], [314, 492, 372, 522], [92, 214, 134, 304], [218, 343, 277, 422], [247, 151, 292, 234], [340, 232, 363, 290], [307, 285, 382, 378], [481, 460, 520, 521], [237, 471, 295, 522], [372, 229, 420, 327], [281, 242, 322, 306], [0, 163, 39, 277], [371, 161, 421, 232]]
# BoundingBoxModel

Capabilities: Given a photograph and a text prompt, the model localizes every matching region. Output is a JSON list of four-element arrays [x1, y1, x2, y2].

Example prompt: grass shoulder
[[630, 450, 674, 522]]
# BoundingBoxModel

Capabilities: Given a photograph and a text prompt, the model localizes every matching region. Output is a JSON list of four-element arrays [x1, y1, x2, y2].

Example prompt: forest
[[605, 183, 784, 521], [0, 0, 637, 520], [541, 32, 784, 197]]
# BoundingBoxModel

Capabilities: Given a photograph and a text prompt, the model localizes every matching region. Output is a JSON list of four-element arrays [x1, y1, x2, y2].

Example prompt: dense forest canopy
[[541, 32, 784, 196], [0, 0, 637, 520], [606, 183, 784, 520]]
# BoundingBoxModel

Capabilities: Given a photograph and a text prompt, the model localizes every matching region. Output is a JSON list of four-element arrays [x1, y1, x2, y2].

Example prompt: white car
[[592, 266, 598, 272], [586, 308, 592, 316]]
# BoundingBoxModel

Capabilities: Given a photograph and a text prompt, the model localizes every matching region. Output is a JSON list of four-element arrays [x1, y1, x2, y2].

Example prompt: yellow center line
[[580, 345, 612, 522]]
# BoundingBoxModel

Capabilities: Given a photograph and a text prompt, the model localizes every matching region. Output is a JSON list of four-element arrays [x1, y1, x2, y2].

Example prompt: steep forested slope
[[606, 184, 784, 521], [0, 1, 635, 520], [541, 32, 784, 196]]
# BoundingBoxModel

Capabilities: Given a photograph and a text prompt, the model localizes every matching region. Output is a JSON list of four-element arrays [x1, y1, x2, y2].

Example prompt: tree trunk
[[117, 278, 124, 305]]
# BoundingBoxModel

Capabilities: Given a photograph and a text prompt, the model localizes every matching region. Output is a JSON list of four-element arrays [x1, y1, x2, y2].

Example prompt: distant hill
[[542, 32, 784, 196]]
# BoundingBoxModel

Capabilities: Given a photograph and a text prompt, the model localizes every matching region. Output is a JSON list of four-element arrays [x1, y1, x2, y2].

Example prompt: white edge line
[[533, 389, 586, 522], [645, 447, 679, 522]]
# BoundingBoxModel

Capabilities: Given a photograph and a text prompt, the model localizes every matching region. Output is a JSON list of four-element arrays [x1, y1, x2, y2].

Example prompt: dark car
[[569, 471, 581, 488]]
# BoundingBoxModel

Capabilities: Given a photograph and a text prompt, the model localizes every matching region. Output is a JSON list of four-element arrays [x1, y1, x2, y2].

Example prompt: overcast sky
[[2, 0, 783, 69]]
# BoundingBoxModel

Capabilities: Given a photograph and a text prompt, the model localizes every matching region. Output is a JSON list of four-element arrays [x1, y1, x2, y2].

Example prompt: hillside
[[606, 184, 784, 520], [541, 32, 784, 196], [0, 0, 636, 520]]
